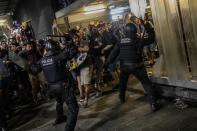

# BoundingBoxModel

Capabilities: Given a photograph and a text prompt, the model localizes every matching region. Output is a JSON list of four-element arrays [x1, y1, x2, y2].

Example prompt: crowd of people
[[0, 13, 159, 131]]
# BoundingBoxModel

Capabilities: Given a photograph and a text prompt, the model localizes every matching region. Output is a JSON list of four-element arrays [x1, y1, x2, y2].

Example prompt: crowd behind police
[[0, 13, 159, 131]]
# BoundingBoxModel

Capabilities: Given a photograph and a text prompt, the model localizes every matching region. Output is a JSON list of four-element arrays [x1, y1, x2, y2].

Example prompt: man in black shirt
[[0, 48, 10, 131], [98, 24, 114, 58]]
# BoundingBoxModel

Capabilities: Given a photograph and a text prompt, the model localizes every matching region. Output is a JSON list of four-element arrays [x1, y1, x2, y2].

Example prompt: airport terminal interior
[[1, 0, 197, 131]]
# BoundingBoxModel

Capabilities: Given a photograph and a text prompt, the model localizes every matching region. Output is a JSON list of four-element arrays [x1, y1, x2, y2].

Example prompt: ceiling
[[70, 0, 129, 14], [0, 0, 20, 16]]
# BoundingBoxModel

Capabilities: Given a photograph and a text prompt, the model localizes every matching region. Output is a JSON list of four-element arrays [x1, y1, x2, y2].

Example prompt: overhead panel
[[0, 0, 20, 16]]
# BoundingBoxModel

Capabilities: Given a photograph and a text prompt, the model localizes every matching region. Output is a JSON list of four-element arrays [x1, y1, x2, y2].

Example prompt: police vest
[[41, 55, 66, 83], [119, 37, 143, 63]]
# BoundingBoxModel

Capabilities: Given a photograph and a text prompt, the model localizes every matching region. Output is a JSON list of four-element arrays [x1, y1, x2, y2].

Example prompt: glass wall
[[179, 0, 197, 79], [149, 0, 190, 80]]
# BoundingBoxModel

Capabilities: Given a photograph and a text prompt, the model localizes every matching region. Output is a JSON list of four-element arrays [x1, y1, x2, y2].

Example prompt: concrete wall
[[14, 0, 55, 39]]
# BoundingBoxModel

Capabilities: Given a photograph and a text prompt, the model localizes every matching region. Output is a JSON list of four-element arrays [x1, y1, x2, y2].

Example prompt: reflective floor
[[9, 78, 197, 131]]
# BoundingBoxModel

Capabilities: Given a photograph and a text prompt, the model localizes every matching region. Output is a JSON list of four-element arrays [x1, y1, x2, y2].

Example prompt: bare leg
[[84, 84, 91, 107], [77, 76, 84, 99], [85, 85, 90, 101], [29, 75, 39, 103]]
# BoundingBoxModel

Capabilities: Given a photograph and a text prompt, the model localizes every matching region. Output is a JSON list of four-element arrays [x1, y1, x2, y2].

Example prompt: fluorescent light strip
[[0, 19, 6, 23], [84, 9, 106, 15], [110, 6, 130, 15], [84, 4, 105, 12], [110, 10, 124, 15]]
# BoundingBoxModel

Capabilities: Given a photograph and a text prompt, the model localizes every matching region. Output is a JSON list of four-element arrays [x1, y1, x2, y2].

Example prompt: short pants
[[80, 66, 92, 86]]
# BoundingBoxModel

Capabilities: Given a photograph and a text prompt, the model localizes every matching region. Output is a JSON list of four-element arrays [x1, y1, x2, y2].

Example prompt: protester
[[0, 14, 159, 130], [0, 48, 10, 131]]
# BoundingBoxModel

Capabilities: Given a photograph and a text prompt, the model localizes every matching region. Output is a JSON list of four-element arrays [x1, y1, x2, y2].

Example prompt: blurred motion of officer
[[30, 39, 79, 131], [106, 23, 160, 112], [0, 48, 9, 131]]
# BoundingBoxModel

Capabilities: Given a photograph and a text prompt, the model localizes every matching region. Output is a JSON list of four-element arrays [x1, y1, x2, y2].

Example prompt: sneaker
[[96, 92, 102, 97], [91, 92, 102, 99], [78, 99, 84, 106]]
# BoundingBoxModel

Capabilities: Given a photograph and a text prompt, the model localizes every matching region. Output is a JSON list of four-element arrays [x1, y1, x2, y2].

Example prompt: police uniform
[[31, 40, 79, 131], [106, 23, 160, 111], [0, 51, 10, 131]]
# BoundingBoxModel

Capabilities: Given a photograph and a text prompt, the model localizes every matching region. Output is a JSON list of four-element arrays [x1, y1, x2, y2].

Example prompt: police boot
[[53, 115, 67, 125], [119, 94, 125, 104], [151, 103, 161, 112]]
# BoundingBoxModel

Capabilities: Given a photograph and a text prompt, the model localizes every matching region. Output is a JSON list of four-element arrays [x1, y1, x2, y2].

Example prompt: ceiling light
[[0, 23, 5, 26], [110, 6, 130, 15], [110, 10, 124, 15], [84, 4, 105, 12], [0, 19, 6, 23], [84, 9, 106, 15]]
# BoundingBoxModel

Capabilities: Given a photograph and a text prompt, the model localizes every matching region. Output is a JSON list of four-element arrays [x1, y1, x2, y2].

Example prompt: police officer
[[106, 23, 160, 112], [31, 39, 79, 131], [0, 48, 9, 131]]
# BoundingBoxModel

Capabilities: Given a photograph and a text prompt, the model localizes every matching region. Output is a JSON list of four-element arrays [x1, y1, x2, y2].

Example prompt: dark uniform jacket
[[31, 49, 70, 84], [107, 37, 150, 65]]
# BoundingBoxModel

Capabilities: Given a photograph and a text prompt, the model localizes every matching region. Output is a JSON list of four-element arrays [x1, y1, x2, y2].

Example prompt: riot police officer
[[31, 39, 79, 131], [0, 48, 9, 131], [106, 23, 160, 112]]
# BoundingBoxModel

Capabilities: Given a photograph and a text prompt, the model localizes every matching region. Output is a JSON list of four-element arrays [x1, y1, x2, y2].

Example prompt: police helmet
[[124, 23, 137, 38], [45, 39, 59, 51]]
